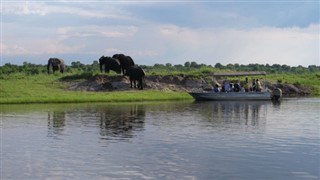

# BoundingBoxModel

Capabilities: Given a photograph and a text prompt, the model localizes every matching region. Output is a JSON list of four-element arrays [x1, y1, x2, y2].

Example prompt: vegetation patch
[[0, 62, 319, 104]]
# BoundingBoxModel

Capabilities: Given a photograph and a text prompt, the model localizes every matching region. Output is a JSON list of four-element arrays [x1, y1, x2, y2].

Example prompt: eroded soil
[[60, 74, 311, 96]]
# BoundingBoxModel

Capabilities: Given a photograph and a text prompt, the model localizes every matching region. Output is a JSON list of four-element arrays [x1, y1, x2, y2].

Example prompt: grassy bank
[[267, 73, 320, 95], [0, 72, 319, 104], [0, 73, 192, 104]]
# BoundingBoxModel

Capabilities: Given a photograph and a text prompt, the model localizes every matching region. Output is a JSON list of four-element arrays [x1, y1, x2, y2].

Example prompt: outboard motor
[[272, 88, 282, 101]]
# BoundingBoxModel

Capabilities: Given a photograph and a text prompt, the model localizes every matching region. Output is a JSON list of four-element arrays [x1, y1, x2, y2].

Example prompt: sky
[[1, 1, 319, 67]]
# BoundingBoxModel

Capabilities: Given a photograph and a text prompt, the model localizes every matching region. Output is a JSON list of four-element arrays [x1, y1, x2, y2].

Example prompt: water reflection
[[47, 110, 66, 137], [194, 101, 269, 128], [98, 104, 145, 139], [2, 99, 320, 180], [43, 103, 147, 140]]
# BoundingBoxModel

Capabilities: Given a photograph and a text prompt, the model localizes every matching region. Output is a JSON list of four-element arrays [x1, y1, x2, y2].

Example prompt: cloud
[[1, 43, 29, 55], [103, 48, 122, 55], [128, 24, 319, 66], [2, 21, 318, 66], [1, 2, 319, 66], [2, 2, 129, 19], [57, 25, 138, 38], [2, 37, 85, 55]]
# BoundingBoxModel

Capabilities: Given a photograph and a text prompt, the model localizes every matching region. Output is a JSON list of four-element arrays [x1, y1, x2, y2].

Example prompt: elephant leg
[[129, 77, 133, 88], [139, 79, 143, 90], [133, 79, 137, 88], [136, 78, 140, 89]]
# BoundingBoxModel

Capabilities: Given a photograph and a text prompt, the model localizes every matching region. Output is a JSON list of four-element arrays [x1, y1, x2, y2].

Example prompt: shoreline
[[0, 74, 316, 104], [63, 74, 313, 95]]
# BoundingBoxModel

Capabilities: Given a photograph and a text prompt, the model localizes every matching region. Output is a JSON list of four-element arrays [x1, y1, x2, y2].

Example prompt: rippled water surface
[[1, 98, 319, 179]]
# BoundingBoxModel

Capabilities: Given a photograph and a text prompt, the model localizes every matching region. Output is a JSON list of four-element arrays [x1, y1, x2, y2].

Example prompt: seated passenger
[[244, 83, 249, 92], [250, 79, 256, 91], [214, 84, 219, 92], [224, 81, 231, 92], [241, 87, 246, 92], [234, 83, 240, 92], [221, 85, 225, 92], [256, 79, 262, 92]]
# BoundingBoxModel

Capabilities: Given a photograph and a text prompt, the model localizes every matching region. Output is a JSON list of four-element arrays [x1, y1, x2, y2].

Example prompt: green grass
[[267, 73, 320, 95], [0, 72, 319, 104], [0, 73, 192, 104]]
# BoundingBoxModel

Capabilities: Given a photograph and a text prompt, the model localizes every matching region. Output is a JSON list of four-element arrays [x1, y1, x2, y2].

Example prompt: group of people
[[213, 77, 262, 93]]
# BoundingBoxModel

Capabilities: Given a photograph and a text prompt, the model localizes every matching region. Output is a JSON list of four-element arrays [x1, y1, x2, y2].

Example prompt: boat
[[188, 71, 282, 101]]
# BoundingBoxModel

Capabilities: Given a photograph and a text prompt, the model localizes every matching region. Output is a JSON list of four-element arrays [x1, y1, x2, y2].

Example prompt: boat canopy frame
[[208, 71, 267, 77], [207, 71, 267, 90]]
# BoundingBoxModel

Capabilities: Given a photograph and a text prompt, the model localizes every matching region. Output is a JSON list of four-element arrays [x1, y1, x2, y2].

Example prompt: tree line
[[0, 61, 319, 75]]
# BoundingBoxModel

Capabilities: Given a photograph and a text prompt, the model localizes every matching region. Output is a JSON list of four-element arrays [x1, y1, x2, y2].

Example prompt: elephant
[[99, 56, 122, 74], [125, 66, 146, 90], [112, 54, 135, 74], [47, 58, 65, 74]]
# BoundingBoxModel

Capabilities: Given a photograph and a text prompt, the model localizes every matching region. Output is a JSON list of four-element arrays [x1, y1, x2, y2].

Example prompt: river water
[[1, 98, 319, 180]]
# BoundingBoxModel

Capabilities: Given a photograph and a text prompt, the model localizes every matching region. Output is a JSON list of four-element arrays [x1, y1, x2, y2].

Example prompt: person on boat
[[244, 77, 249, 92], [234, 81, 240, 92], [221, 84, 225, 92], [250, 79, 256, 91], [240, 86, 246, 92], [230, 83, 234, 92], [256, 79, 262, 92], [224, 80, 231, 92], [214, 84, 220, 92]]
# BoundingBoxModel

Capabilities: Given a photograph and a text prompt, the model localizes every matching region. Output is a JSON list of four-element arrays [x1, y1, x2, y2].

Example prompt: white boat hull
[[188, 92, 272, 101]]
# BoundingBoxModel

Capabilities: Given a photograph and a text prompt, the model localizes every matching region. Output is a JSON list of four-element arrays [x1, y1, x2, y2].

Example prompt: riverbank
[[0, 74, 192, 104], [64, 74, 313, 96], [0, 73, 317, 104]]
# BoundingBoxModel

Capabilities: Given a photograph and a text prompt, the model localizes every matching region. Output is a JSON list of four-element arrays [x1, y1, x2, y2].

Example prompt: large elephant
[[99, 56, 121, 74], [47, 58, 65, 74], [125, 66, 146, 90], [112, 54, 135, 74]]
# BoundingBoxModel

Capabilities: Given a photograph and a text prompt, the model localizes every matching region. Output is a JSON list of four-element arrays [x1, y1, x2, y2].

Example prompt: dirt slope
[[61, 74, 311, 96]]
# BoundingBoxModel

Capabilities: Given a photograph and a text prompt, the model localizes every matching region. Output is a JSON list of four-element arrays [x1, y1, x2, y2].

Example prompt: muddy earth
[[60, 74, 311, 96]]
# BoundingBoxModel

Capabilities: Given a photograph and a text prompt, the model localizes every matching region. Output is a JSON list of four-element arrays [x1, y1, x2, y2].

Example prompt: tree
[[214, 63, 223, 69], [226, 63, 234, 70], [190, 61, 199, 68], [184, 61, 190, 67]]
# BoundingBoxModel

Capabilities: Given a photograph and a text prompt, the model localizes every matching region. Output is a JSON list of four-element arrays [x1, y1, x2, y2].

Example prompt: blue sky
[[1, 1, 319, 66]]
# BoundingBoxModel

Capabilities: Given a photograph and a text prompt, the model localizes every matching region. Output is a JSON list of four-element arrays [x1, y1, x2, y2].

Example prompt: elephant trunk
[[47, 62, 51, 74], [99, 62, 103, 73], [60, 65, 64, 73]]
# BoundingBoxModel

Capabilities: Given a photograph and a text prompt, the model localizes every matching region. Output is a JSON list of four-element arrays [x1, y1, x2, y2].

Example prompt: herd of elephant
[[47, 54, 145, 89]]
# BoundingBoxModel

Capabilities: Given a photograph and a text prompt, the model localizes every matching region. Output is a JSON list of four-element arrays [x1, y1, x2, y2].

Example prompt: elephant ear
[[59, 59, 65, 64], [140, 67, 146, 76], [114, 58, 120, 65]]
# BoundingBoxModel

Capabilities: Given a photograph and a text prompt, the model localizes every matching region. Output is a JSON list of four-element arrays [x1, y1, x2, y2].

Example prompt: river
[[1, 98, 319, 179]]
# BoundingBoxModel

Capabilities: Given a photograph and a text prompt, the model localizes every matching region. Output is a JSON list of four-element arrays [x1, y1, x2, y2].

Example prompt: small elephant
[[47, 58, 65, 74], [99, 56, 121, 74], [112, 54, 135, 74], [125, 66, 146, 90]]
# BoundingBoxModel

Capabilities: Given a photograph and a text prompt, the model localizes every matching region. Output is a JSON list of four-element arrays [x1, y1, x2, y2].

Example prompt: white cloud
[[102, 48, 122, 55], [57, 25, 138, 38], [2, 2, 129, 19], [126, 24, 319, 66], [2, 23, 318, 66], [2, 37, 85, 55], [1, 43, 29, 55], [1, 2, 319, 66]]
